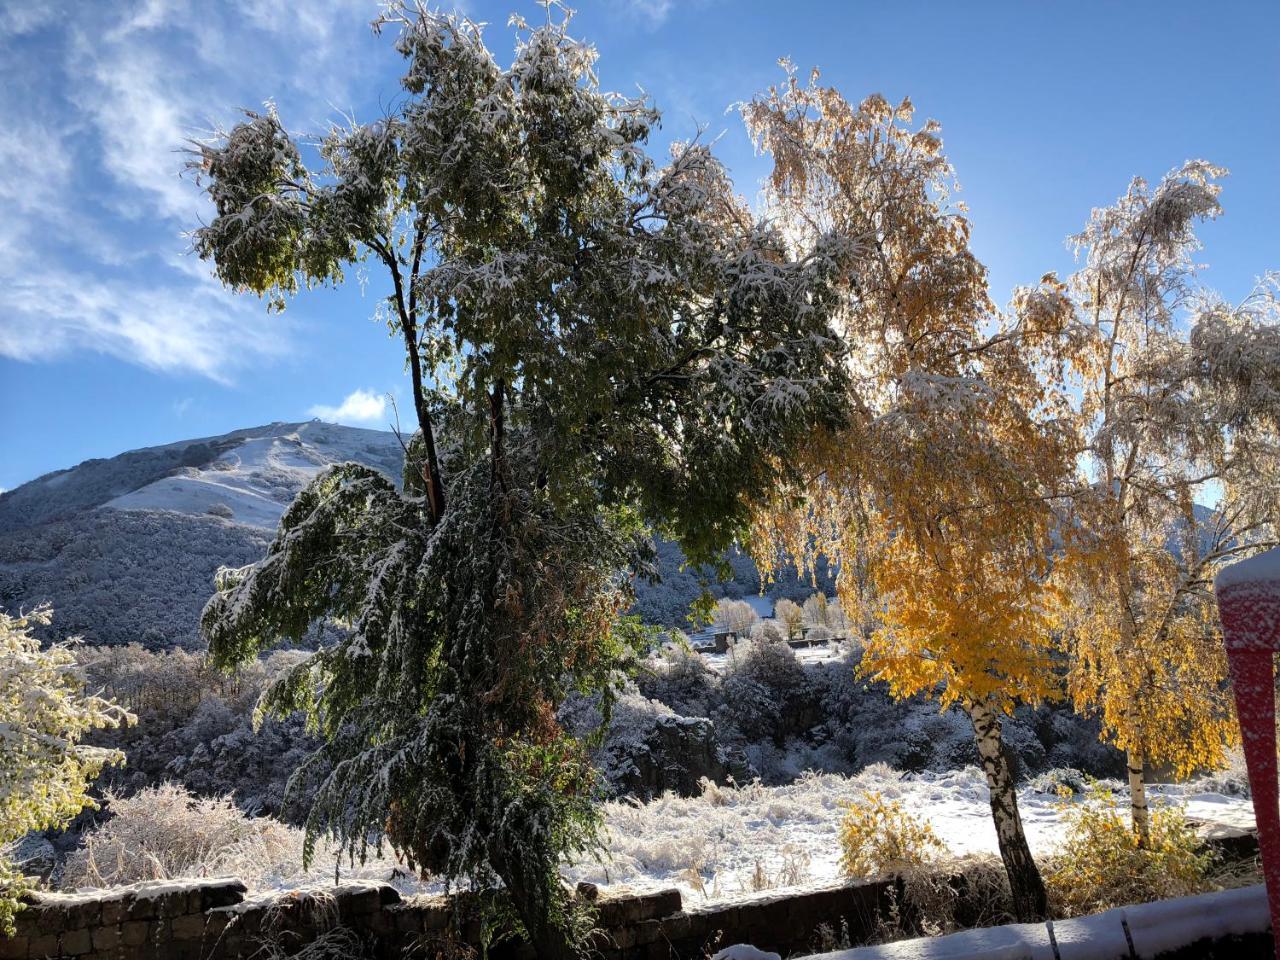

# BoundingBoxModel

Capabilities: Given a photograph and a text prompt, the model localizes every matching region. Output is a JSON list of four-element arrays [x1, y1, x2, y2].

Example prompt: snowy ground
[[297, 765, 1254, 907], [700, 640, 852, 674]]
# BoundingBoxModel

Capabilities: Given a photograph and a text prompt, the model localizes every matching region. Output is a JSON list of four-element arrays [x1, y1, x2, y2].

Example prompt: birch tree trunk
[[1126, 744, 1150, 846], [967, 697, 1049, 922]]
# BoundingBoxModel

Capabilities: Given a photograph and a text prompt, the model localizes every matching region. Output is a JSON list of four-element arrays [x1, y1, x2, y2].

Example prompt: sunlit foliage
[[1052, 162, 1280, 838], [189, 6, 845, 954], [0, 607, 132, 932], [743, 70, 1075, 920]]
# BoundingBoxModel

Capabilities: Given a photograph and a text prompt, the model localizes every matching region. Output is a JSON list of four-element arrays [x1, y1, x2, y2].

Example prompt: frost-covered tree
[[188, 7, 845, 954], [1051, 162, 1280, 841], [751, 620, 786, 645], [801, 592, 831, 628], [743, 73, 1076, 921], [0, 607, 132, 932], [774, 597, 804, 638], [713, 597, 760, 638]]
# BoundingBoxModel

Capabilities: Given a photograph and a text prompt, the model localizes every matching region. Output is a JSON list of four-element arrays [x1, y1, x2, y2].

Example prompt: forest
[[2, 2, 1279, 959]]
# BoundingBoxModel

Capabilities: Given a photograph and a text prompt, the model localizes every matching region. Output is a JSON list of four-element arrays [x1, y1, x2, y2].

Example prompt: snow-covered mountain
[[0, 421, 404, 647], [0, 420, 827, 647]]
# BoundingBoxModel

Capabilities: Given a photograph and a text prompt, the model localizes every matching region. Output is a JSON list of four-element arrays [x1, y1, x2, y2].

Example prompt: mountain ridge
[[0, 421, 825, 646]]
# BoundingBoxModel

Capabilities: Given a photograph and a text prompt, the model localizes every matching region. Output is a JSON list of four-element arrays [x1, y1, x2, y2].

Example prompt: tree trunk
[[494, 855, 579, 960], [1127, 744, 1150, 846], [967, 698, 1050, 922]]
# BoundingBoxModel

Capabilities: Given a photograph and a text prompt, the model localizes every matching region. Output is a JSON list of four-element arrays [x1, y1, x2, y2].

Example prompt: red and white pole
[[1217, 547, 1280, 959]]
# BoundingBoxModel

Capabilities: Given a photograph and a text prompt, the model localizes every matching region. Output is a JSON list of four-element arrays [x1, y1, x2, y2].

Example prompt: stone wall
[[1, 875, 904, 960], [0, 828, 1264, 960]]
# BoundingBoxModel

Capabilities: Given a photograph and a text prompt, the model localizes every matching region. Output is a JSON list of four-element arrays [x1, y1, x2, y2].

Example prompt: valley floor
[[565, 765, 1254, 905]]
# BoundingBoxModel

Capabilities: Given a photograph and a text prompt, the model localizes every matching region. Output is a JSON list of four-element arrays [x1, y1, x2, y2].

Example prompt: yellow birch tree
[[1051, 163, 1280, 841], [743, 71, 1076, 922]]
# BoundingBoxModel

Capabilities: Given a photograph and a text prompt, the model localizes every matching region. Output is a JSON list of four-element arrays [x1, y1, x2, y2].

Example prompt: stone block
[[124, 896, 158, 923], [200, 880, 248, 911], [631, 919, 663, 946], [32, 909, 64, 937], [659, 912, 692, 943], [157, 893, 190, 920], [60, 927, 92, 956], [170, 913, 207, 941], [90, 924, 122, 952], [99, 899, 127, 927], [336, 887, 382, 917], [119, 920, 151, 948], [25, 933, 58, 959], [68, 901, 102, 932]]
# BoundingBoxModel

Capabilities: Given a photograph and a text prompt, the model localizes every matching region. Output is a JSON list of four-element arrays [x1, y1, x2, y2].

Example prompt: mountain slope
[[0, 421, 404, 647], [0, 420, 828, 647]]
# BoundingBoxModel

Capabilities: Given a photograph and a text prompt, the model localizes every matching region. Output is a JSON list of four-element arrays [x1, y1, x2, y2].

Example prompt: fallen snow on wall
[[795, 884, 1270, 960]]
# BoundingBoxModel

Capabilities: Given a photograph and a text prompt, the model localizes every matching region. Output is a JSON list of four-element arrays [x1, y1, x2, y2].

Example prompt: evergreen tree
[[189, 6, 846, 954]]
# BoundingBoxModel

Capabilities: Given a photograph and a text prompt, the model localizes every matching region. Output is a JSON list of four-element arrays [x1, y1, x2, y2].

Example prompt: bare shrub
[[62, 783, 303, 889]]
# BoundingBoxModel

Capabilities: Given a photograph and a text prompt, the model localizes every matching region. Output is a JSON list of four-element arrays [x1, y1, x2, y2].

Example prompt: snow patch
[[1215, 545, 1280, 590]]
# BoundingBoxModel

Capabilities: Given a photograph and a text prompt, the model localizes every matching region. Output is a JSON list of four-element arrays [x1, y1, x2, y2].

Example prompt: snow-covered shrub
[[751, 620, 786, 645], [206, 502, 235, 519], [1186, 750, 1250, 798], [837, 791, 947, 879], [0, 607, 132, 932], [1043, 785, 1215, 916], [637, 644, 717, 718], [62, 783, 303, 889], [805, 625, 833, 642], [717, 672, 785, 746], [1028, 767, 1090, 796], [76, 646, 322, 821]]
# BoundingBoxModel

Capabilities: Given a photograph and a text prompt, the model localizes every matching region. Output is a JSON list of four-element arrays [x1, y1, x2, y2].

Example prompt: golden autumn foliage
[[838, 791, 947, 879], [1045, 785, 1215, 916], [743, 69, 1078, 921], [1049, 163, 1280, 834], [743, 71, 1074, 728]]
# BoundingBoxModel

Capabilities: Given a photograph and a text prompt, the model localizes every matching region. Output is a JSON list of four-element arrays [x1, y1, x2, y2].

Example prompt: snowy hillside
[[0, 421, 404, 646], [102, 421, 404, 530], [0, 420, 829, 646]]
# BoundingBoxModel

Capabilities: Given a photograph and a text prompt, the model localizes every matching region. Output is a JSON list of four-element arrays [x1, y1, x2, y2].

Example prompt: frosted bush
[[62, 784, 304, 889], [751, 621, 786, 644], [838, 792, 947, 879]]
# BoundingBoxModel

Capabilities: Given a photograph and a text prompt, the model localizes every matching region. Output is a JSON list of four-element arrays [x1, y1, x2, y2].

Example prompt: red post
[[1216, 547, 1280, 959]]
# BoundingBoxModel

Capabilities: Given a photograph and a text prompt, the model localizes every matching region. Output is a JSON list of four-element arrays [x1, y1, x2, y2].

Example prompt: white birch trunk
[[967, 697, 1049, 922]]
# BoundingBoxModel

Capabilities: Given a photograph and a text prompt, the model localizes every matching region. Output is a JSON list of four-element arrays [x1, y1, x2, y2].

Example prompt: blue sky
[[1, 0, 1276, 491]]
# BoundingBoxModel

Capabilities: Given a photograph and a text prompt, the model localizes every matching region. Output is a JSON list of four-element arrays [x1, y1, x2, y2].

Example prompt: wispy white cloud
[[308, 389, 388, 426], [0, 0, 376, 381], [615, 0, 675, 28], [0, 267, 289, 383]]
